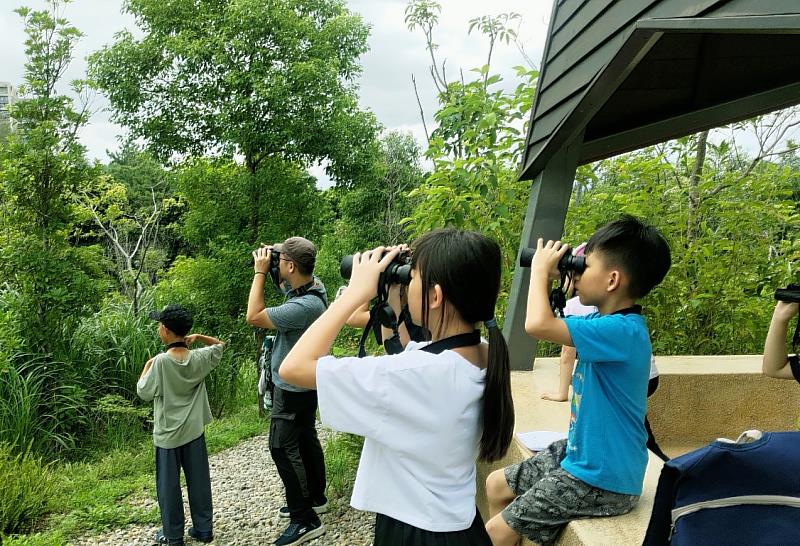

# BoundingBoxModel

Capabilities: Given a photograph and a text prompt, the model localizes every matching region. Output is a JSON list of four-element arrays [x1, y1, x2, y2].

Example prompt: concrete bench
[[476, 356, 800, 545]]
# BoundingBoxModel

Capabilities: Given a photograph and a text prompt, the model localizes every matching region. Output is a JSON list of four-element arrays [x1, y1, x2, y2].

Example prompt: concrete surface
[[476, 355, 800, 545]]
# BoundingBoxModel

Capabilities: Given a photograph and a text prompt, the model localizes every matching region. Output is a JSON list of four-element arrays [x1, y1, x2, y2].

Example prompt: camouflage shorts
[[501, 439, 638, 545]]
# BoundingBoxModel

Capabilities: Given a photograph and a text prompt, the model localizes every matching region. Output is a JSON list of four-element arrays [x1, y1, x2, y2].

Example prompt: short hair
[[586, 215, 671, 299]]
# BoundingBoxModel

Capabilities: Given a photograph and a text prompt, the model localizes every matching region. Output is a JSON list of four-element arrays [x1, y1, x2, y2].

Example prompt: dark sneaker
[[153, 530, 185, 546], [273, 521, 325, 546], [278, 502, 329, 518], [188, 526, 213, 543]]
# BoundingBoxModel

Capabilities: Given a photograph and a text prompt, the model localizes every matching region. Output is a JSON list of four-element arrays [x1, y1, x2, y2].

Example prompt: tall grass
[[0, 357, 87, 455], [0, 443, 55, 534], [69, 294, 160, 402]]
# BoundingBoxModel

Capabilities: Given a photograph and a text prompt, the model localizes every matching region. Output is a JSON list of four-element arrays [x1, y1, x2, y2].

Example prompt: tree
[[89, 0, 381, 241], [0, 0, 108, 354], [403, 2, 536, 310]]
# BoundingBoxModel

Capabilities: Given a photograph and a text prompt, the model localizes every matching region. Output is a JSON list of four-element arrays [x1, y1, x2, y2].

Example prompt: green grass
[[323, 432, 364, 499], [1, 404, 265, 546]]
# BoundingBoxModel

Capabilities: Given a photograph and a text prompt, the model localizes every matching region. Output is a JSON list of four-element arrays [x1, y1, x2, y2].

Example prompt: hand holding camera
[[252, 245, 275, 274]]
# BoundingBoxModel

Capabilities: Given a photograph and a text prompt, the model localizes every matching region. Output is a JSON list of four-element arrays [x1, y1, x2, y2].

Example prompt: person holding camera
[[762, 288, 800, 386], [485, 216, 671, 546], [137, 304, 225, 546], [246, 237, 328, 546], [279, 229, 514, 546]]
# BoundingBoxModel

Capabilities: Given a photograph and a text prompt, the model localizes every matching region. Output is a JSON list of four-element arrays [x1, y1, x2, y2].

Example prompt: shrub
[[0, 443, 55, 534]]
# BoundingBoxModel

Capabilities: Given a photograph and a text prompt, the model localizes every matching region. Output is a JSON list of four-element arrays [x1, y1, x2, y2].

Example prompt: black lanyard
[[167, 341, 188, 349], [610, 305, 642, 316], [420, 330, 481, 354]]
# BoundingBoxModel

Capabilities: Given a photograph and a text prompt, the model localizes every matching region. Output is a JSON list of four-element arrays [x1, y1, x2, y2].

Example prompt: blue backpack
[[643, 430, 800, 546]]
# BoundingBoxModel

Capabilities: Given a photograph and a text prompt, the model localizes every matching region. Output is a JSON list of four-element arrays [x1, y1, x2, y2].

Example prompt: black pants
[[269, 387, 327, 524], [374, 509, 491, 546], [155, 434, 213, 540], [646, 377, 670, 462]]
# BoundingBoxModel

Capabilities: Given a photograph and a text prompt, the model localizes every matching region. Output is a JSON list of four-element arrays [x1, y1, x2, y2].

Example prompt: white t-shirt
[[564, 296, 596, 317], [316, 341, 486, 532]]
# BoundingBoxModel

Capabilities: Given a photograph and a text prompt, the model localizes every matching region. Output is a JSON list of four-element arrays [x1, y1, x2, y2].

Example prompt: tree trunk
[[247, 156, 260, 243], [687, 130, 709, 244]]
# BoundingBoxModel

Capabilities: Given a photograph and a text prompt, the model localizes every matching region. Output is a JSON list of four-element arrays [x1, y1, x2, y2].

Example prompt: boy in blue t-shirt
[[486, 216, 671, 546]]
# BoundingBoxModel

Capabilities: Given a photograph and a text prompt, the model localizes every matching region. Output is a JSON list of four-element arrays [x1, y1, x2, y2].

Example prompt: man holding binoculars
[[246, 236, 328, 546]]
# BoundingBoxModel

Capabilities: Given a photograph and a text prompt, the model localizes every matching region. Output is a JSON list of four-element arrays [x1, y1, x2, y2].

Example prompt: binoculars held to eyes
[[519, 247, 586, 274], [340, 251, 413, 287], [775, 284, 800, 304]]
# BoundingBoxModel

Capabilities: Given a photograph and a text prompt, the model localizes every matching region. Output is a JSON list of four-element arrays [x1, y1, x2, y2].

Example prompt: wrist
[[254, 271, 267, 277]]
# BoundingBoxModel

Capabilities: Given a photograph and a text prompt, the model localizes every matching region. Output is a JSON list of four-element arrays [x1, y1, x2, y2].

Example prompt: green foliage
[[175, 157, 325, 250], [0, 1, 110, 355], [69, 294, 160, 402], [323, 432, 363, 498], [563, 137, 800, 355], [91, 395, 152, 451], [0, 357, 89, 455], [405, 66, 538, 316], [89, 0, 380, 187], [0, 443, 55, 535], [104, 142, 172, 214]]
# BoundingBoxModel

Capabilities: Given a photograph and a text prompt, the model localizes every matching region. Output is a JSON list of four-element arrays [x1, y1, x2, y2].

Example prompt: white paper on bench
[[516, 431, 568, 452]]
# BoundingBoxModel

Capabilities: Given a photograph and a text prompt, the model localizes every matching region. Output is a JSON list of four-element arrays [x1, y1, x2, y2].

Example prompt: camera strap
[[167, 341, 188, 349]]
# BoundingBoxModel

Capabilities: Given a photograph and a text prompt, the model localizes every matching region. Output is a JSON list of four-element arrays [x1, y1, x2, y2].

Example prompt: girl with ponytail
[[281, 228, 514, 546]]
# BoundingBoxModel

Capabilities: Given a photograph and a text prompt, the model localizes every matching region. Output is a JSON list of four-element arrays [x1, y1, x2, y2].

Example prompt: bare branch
[[411, 74, 430, 144]]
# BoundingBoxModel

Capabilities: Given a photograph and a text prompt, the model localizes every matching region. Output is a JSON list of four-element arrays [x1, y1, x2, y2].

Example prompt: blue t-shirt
[[562, 310, 651, 495]]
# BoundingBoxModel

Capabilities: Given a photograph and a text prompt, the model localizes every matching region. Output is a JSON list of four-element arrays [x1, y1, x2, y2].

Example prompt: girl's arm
[[763, 301, 799, 379], [280, 247, 401, 389]]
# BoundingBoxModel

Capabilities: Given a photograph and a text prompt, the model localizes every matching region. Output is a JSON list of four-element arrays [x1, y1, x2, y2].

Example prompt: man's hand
[[531, 239, 570, 282], [252, 245, 272, 275], [185, 334, 197, 346], [774, 301, 800, 324]]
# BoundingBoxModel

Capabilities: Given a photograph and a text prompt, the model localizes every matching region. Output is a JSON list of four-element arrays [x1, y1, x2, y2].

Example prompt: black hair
[[585, 215, 671, 299], [411, 228, 514, 462]]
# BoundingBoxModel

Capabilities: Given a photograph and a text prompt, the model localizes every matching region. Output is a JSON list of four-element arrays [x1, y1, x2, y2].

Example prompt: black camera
[[340, 251, 412, 286], [250, 247, 282, 287], [519, 247, 586, 274], [775, 284, 800, 303]]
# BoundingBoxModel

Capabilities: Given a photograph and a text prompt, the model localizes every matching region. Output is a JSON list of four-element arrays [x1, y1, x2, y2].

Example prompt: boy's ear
[[606, 269, 623, 292]]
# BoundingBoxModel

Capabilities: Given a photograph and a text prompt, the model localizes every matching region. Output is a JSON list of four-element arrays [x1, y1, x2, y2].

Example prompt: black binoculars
[[519, 247, 586, 274], [340, 251, 412, 286], [775, 284, 800, 303]]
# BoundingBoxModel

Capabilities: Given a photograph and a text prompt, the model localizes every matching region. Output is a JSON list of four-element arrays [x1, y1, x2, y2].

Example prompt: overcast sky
[[0, 0, 551, 185]]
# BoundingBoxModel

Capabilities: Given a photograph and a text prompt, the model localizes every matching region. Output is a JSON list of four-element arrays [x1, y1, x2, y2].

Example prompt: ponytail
[[410, 229, 514, 461], [480, 318, 514, 462]]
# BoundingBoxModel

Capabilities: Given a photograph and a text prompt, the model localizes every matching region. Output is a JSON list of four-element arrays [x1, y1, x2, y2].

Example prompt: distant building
[[0, 82, 18, 127]]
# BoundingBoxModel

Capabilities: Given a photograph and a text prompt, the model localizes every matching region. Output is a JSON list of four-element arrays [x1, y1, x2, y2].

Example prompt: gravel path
[[73, 431, 374, 546]]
